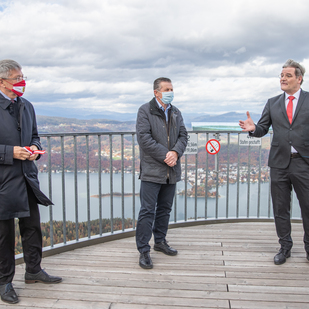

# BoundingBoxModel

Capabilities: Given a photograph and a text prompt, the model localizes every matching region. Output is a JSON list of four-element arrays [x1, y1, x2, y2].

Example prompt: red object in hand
[[23, 146, 46, 155]]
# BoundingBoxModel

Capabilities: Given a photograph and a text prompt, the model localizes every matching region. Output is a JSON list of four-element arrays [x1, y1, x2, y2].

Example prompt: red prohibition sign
[[206, 139, 221, 155]]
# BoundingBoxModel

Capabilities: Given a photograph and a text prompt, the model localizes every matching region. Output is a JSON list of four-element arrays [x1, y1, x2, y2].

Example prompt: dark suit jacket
[[250, 89, 309, 168], [0, 94, 52, 220]]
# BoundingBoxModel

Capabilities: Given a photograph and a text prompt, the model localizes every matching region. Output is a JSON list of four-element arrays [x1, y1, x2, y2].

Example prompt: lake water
[[38, 172, 301, 223]]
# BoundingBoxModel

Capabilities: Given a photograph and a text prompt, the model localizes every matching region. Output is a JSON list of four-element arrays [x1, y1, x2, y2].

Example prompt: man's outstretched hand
[[239, 111, 256, 132]]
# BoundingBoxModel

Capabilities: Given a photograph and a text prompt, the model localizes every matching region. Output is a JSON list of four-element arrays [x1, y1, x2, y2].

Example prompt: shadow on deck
[[4, 222, 309, 309]]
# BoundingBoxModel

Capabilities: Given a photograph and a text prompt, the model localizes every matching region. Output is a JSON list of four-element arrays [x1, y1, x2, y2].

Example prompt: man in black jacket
[[136, 77, 187, 269], [239, 59, 309, 265], [0, 59, 62, 304]]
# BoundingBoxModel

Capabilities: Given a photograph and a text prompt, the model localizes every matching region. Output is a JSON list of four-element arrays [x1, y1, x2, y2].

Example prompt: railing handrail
[[38, 129, 251, 138]]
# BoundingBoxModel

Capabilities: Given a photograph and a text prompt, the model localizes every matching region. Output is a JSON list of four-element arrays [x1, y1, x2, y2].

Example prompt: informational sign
[[184, 133, 198, 155], [206, 139, 221, 155], [239, 135, 261, 146]]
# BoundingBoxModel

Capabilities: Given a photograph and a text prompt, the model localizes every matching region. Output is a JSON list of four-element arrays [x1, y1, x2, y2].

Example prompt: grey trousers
[[136, 181, 176, 253]]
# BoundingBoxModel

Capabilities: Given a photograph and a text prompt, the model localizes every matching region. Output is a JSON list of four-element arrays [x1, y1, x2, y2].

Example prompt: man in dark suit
[[239, 59, 309, 265], [0, 59, 62, 304]]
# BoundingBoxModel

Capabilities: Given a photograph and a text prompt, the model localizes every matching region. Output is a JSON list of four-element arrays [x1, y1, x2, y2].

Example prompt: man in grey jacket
[[136, 77, 188, 269]]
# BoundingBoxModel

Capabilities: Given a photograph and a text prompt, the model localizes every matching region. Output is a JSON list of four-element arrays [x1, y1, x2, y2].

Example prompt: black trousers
[[0, 184, 42, 284], [136, 181, 176, 253], [271, 157, 309, 252]]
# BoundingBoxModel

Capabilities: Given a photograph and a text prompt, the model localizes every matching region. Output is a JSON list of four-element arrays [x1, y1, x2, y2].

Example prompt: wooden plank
[[230, 300, 308, 309], [0, 299, 112, 309], [16, 283, 227, 301], [15, 288, 229, 308], [229, 284, 309, 295], [13, 270, 309, 288]]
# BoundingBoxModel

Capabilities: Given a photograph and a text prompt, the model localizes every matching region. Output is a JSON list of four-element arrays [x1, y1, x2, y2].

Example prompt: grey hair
[[282, 59, 305, 85], [0, 59, 22, 79], [153, 77, 172, 91]]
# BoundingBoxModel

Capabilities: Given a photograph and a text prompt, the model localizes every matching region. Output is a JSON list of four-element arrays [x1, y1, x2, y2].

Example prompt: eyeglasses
[[1, 76, 27, 82]]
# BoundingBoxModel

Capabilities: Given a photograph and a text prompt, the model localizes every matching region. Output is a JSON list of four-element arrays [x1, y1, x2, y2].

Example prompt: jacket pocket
[[271, 141, 279, 147]]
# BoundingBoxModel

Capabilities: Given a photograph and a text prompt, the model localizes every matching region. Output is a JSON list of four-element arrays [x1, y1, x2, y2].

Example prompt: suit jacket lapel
[[293, 89, 306, 123], [279, 93, 289, 124]]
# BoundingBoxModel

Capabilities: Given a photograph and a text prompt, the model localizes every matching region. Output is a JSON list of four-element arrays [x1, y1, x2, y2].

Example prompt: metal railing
[[15, 130, 302, 260]]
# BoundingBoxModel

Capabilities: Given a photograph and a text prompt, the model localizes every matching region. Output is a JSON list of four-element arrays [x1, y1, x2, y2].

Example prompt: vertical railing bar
[[291, 187, 294, 218], [226, 133, 230, 218], [237, 133, 240, 218], [98, 135, 102, 236], [109, 135, 114, 233], [268, 166, 272, 218], [268, 133, 273, 218], [174, 130, 179, 222], [257, 144, 262, 218], [194, 150, 198, 221], [215, 152, 219, 219], [61, 136, 66, 244], [47, 137, 53, 247], [74, 136, 79, 241], [184, 154, 188, 221], [86, 135, 90, 238], [132, 134, 136, 229], [121, 134, 125, 231], [174, 183, 177, 223], [205, 133, 209, 219], [247, 144, 251, 218]]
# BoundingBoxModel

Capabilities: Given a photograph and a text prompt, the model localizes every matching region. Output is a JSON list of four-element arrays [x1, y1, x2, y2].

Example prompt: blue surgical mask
[[159, 91, 174, 105]]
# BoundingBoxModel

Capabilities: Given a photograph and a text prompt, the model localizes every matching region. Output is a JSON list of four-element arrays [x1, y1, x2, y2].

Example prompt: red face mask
[[6, 80, 26, 97]]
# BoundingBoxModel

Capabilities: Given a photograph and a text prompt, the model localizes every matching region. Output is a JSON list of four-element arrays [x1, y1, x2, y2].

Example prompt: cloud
[[1, 0, 309, 117]]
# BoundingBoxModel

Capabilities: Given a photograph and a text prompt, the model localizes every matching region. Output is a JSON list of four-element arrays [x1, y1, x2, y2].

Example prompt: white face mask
[[159, 91, 174, 104]]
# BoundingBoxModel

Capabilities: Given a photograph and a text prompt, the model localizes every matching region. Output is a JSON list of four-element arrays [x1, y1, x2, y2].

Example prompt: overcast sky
[[1, 0, 309, 119]]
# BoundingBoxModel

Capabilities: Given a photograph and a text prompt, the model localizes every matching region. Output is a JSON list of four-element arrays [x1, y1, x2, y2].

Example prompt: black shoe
[[154, 240, 178, 256], [25, 269, 62, 284], [139, 251, 153, 269], [274, 248, 291, 265], [0, 283, 19, 304], [306, 252, 309, 261]]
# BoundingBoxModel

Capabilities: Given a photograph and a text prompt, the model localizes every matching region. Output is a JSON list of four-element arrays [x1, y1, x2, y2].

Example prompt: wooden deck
[[3, 222, 309, 308]]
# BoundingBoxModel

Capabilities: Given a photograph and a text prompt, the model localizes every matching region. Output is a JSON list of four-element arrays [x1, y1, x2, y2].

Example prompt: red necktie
[[287, 96, 294, 124]]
